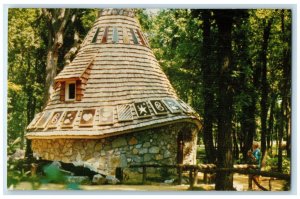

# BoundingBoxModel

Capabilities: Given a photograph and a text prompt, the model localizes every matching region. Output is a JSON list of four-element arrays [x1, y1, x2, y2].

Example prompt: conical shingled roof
[[26, 9, 201, 139]]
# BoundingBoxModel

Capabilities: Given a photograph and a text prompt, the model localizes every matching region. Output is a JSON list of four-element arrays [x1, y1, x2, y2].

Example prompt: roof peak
[[100, 8, 136, 18]]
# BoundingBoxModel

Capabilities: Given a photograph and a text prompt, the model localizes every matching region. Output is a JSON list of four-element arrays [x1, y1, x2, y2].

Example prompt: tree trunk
[[260, 18, 273, 160], [286, 106, 291, 158], [42, 9, 72, 105], [44, 49, 59, 105], [233, 119, 239, 160], [201, 10, 216, 163], [64, 11, 83, 65], [24, 53, 34, 158], [214, 10, 234, 190], [278, 101, 284, 172], [267, 94, 276, 154], [280, 10, 291, 158], [241, 102, 256, 161]]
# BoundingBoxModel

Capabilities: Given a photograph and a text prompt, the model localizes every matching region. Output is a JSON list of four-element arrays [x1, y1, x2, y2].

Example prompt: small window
[[92, 28, 100, 43], [130, 28, 139, 44], [66, 82, 76, 101]]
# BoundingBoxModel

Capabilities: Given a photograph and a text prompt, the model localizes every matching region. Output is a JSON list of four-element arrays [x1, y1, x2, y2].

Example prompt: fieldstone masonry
[[32, 123, 198, 176]]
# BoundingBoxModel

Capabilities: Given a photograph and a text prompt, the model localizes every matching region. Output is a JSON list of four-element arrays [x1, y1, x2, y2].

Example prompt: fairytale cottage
[[26, 9, 201, 176]]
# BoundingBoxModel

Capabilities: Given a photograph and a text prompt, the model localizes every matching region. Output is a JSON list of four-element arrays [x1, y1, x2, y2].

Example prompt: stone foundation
[[31, 123, 198, 176]]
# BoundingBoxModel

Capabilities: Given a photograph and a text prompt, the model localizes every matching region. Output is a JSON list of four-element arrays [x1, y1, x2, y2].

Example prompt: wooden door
[[177, 131, 184, 164]]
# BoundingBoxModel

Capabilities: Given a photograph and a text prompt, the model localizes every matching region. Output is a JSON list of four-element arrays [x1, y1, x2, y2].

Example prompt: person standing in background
[[248, 141, 262, 190]]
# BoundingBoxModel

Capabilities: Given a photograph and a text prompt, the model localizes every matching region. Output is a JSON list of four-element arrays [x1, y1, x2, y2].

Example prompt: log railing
[[125, 164, 290, 190]]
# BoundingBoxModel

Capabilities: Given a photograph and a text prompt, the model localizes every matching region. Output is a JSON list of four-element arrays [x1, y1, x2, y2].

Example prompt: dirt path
[[12, 173, 287, 191]]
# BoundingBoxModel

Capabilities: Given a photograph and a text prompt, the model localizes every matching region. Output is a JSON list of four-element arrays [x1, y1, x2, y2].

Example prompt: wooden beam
[[189, 168, 193, 188], [193, 168, 198, 186], [142, 166, 147, 185], [55, 77, 81, 82], [248, 174, 253, 190], [26, 117, 202, 140], [128, 164, 290, 181], [178, 165, 183, 185]]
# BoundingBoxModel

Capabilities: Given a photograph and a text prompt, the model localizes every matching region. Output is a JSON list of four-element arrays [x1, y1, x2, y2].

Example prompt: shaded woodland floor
[[12, 173, 286, 191]]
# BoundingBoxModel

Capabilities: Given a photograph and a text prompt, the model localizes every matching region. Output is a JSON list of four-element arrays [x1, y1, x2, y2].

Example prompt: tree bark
[[42, 9, 72, 106], [24, 52, 35, 159], [267, 94, 276, 153], [214, 10, 234, 190], [233, 119, 239, 160], [64, 11, 83, 65], [280, 10, 291, 158], [278, 101, 284, 172], [267, 96, 277, 154], [260, 18, 273, 160], [241, 102, 256, 161], [201, 10, 216, 163]]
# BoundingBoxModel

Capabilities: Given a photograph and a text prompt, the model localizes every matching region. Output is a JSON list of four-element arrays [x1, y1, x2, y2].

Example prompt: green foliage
[[146, 9, 204, 112], [8, 8, 46, 146], [7, 8, 97, 147], [159, 167, 172, 179], [81, 9, 98, 31], [41, 164, 67, 184], [7, 9, 291, 188], [7, 137, 40, 189], [264, 155, 290, 174]]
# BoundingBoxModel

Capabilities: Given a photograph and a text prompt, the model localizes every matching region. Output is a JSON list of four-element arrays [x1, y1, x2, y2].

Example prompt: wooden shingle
[[26, 9, 201, 139]]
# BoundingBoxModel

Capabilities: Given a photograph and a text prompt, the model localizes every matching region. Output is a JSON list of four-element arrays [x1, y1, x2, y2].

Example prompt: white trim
[[65, 81, 76, 101]]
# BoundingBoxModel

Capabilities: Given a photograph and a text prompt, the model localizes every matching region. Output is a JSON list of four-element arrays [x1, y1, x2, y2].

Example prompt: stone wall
[[31, 123, 198, 176]]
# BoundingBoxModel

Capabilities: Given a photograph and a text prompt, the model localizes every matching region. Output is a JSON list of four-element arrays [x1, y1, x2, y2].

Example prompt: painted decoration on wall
[[123, 28, 130, 44], [117, 104, 133, 122], [101, 27, 109, 43], [98, 106, 114, 125], [162, 98, 182, 114], [177, 99, 194, 113], [35, 111, 52, 129], [61, 111, 78, 128], [47, 111, 64, 128], [149, 100, 168, 115], [134, 102, 151, 118], [130, 28, 139, 44], [79, 109, 96, 127], [112, 26, 119, 43], [27, 112, 43, 130]]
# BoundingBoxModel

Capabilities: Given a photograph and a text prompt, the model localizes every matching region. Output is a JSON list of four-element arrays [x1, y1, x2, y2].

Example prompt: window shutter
[[60, 82, 65, 101], [76, 80, 82, 101]]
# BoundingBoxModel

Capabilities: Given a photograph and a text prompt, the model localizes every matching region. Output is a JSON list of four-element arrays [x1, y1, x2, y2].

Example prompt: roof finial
[[100, 8, 135, 17]]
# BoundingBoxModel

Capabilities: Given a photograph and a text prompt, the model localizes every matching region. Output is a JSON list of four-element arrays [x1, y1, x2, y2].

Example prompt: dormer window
[[66, 82, 76, 101], [55, 56, 94, 103], [57, 79, 83, 102]]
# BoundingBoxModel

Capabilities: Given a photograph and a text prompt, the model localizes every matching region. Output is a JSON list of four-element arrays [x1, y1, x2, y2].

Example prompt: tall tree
[[231, 11, 256, 161], [42, 9, 73, 105], [278, 9, 292, 170], [280, 10, 291, 158], [214, 10, 235, 190], [260, 17, 273, 159], [267, 94, 276, 151], [199, 10, 216, 163]]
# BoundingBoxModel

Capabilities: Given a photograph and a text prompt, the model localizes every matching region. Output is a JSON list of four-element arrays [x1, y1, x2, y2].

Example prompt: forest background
[[7, 8, 291, 190]]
